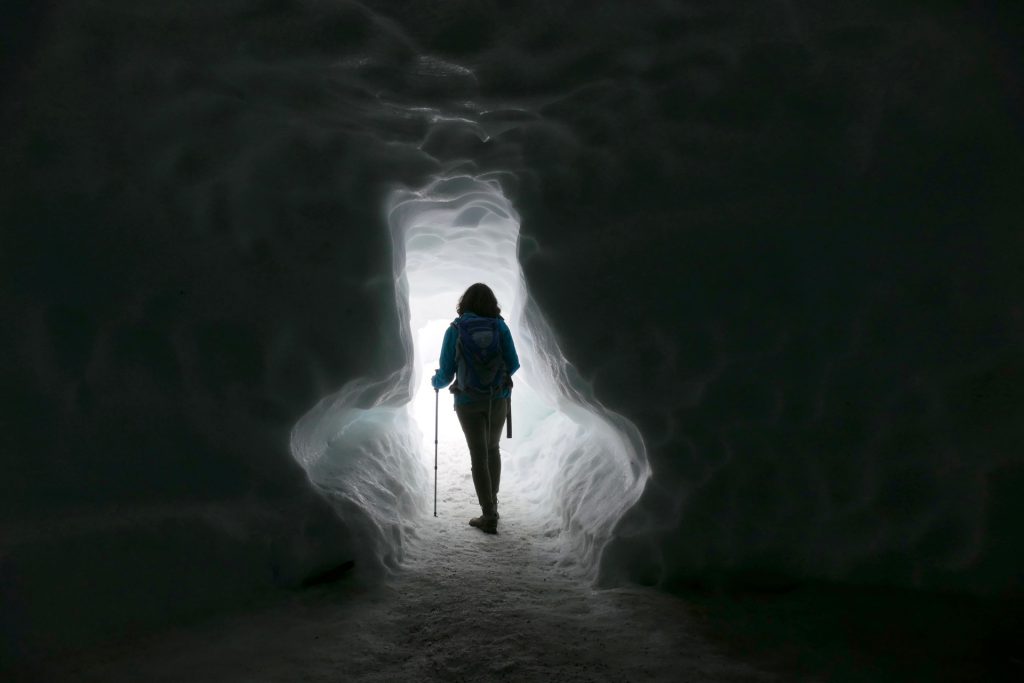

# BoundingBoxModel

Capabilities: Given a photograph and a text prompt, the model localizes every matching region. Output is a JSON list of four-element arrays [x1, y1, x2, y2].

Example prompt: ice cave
[[3, 0, 1023, 680]]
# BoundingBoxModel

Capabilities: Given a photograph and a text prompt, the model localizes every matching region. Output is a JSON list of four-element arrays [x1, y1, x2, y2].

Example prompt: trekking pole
[[506, 375, 513, 438], [434, 386, 439, 517]]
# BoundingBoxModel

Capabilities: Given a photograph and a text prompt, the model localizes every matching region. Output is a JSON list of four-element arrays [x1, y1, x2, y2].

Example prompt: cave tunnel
[[291, 172, 648, 580], [2, 0, 1023, 680]]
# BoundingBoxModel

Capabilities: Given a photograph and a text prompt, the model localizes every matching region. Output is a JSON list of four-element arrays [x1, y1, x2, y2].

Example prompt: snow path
[[42, 436, 777, 682]]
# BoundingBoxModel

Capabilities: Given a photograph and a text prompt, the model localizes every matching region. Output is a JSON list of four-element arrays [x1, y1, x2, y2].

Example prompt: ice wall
[[437, 2, 1022, 596], [1, 0, 439, 662], [3, 0, 1022, 666], [349, 0, 1023, 596]]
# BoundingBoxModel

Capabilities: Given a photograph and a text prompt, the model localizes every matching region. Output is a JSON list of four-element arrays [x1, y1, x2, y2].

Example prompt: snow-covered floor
[[14, 431, 1018, 682], [31, 434, 775, 682]]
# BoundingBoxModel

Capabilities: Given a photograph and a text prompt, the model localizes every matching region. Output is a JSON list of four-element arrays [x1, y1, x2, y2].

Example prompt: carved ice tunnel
[[291, 174, 649, 580], [392, 174, 650, 577]]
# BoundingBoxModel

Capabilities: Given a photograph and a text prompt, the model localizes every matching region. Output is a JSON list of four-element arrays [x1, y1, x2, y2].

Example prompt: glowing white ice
[[292, 174, 650, 580]]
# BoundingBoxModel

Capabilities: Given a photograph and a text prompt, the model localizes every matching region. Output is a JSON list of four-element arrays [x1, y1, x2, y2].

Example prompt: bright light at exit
[[388, 174, 649, 579]]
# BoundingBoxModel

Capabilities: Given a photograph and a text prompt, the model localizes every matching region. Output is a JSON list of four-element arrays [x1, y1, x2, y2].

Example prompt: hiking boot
[[469, 515, 498, 534]]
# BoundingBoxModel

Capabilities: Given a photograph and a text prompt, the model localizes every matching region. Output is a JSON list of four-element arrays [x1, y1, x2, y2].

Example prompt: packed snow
[[25, 437, 772, 682]]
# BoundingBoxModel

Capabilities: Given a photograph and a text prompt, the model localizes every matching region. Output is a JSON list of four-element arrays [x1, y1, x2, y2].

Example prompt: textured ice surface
[[291, 382, 428, 573], [2, 0, 1022, 667]]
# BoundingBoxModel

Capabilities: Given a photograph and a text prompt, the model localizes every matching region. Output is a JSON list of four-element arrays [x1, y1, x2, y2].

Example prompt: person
[[431, 283, 520, 534]]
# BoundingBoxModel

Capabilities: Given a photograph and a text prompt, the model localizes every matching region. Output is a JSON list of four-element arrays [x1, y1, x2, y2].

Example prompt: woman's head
[[457, 283, 501, 318]]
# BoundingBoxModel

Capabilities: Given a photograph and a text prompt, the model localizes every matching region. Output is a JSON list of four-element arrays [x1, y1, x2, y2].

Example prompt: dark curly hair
[[457, 283, 502, 318]]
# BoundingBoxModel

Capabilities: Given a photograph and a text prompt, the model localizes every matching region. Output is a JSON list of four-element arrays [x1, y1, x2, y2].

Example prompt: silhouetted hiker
[[431, 283, 520, 533]]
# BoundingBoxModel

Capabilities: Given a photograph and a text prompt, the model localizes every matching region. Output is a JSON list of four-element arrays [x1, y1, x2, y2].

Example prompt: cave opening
[[291, 173, 649, 580], [391, 173, 650, 578]]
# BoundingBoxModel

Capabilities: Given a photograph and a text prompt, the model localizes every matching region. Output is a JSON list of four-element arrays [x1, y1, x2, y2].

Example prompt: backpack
[[449, 316, 511, 398]]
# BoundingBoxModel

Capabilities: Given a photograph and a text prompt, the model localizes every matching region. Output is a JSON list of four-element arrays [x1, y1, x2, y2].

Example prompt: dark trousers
[[455, 397, 508, 518]]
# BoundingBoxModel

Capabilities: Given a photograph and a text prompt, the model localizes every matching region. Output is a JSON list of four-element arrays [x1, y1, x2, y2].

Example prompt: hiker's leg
[[485, 397, 508, 511], [455, 402, 496, 518]]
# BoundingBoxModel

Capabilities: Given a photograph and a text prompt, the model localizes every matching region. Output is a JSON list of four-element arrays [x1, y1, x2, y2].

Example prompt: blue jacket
[[431, 312, 520, 406]]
